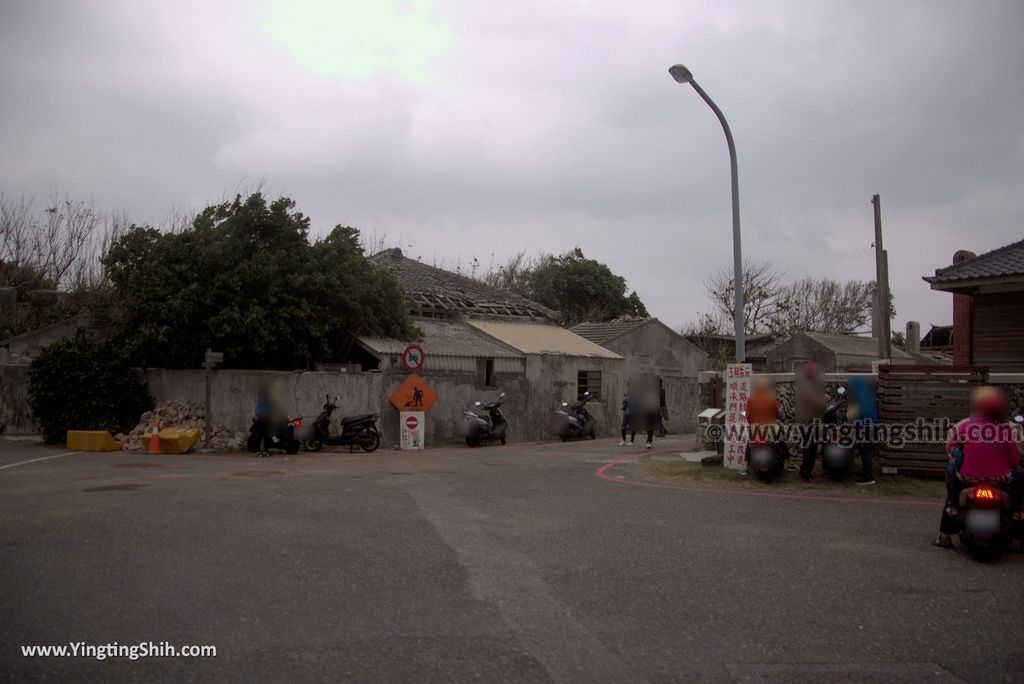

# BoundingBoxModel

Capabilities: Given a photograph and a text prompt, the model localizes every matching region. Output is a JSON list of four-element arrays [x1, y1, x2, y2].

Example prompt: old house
[[764, 331, 913, 373], [924, 240, 1024, 370], [358, 249, 624, 443], [571, 316, 707, 431]]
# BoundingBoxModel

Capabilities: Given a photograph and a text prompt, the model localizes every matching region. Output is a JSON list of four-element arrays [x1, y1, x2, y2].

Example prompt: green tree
[[29, 332, 153, 444], [517, 248, 647, 326], [101, 193, 415, 369]]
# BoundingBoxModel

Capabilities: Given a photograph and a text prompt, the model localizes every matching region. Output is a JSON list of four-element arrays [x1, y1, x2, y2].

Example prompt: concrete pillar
[[905, 321, 921, 353], [951, 250, 976, 366]]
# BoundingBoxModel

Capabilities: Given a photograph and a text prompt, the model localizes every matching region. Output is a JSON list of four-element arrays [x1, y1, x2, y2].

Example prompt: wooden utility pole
[[872, 194, 892, 360]]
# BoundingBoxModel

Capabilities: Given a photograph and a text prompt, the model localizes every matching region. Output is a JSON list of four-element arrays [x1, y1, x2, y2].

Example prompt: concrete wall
[[0, 355, 626, 445], [142, 368, 386, 438]]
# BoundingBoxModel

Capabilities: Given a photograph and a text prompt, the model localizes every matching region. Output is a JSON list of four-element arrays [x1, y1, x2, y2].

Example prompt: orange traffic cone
[[147, 425, 161, 454]]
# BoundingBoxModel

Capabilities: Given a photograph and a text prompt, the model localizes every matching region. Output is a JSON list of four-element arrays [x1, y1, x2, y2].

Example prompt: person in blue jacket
[[846, 375, 877, 485]]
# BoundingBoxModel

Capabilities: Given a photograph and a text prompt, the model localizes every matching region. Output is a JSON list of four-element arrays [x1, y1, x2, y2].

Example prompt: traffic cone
[[147, 425, 161, 454]]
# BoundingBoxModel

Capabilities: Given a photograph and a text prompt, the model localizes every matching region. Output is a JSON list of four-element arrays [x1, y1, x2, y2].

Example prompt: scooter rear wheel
[[304, 439, 323, 452], [360, 432, 381, 453]]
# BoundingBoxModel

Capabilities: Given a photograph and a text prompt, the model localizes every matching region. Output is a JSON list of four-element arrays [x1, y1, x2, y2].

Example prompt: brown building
[[924, 239, 1024, 371]]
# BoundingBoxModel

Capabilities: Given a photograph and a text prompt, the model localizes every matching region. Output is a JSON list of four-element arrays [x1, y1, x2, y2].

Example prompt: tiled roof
[[570, 316, 650, 344], [467, 320, 622, 359], [358, 319, 523, 359], [369, 248, 556, 320], [925, 239, 1024, 286], [803, 332, 912, 359]]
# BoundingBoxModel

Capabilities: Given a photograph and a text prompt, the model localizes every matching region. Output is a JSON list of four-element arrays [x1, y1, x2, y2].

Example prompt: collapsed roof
[[369, 248, 556, 320]]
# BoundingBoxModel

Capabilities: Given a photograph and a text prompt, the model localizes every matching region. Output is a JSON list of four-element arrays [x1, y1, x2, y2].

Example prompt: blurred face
[[753, 377, 774, 393], [970, 386, 1005, 420]]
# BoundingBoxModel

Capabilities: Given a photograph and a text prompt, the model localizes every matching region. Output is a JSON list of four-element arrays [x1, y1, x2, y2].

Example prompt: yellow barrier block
[[158, 428, 201, 454], [66, 430, 123, 452]]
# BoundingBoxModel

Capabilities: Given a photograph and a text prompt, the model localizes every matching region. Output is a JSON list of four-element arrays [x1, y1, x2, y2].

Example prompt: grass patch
[[630, 459, 945, 500]]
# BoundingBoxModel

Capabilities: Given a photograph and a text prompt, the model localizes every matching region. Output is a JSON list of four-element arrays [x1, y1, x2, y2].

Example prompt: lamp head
[[668, 64, 693, 84]]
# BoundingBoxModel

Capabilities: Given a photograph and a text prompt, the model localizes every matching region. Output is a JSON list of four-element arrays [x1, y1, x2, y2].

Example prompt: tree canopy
[[483, 248, 647, 326], [102, 193, 416, 369]]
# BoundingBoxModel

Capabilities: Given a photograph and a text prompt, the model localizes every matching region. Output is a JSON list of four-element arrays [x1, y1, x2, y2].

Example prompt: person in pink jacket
[[934, 386, 1024, 548]]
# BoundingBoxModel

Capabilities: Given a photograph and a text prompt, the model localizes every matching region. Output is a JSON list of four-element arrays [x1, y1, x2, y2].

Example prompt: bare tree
[[705, 260, 786, 336], [770, 277, 873, 336], [690, 259, 877, 341], [0, 192, 121, 294]]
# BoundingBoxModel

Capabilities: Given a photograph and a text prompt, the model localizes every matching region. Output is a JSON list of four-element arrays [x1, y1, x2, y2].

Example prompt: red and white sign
[[399, 411, 425, 450], [401, 344, 426, 373], [724, 363, 752, 470]]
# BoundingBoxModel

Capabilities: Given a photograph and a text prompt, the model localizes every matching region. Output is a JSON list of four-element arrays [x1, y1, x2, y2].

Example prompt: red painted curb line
[[595, 455, 936, 507]]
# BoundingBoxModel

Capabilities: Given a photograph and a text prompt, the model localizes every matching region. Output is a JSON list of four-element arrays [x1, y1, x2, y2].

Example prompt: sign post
[[388, 372, 438, 450], [400, 412, 425, 449], [723, 363, 752, 470], [203, 348, 224, 449]]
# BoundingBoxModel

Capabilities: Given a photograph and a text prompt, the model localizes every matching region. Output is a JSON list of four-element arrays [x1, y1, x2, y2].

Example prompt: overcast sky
[[1, 0, 1022, 332]]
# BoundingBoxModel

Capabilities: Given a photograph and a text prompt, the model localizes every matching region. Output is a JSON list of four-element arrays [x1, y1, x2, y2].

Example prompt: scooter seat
[[341, 413, 374, 425]]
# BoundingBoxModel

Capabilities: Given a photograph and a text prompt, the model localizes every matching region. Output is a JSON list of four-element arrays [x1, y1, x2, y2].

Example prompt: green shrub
[[28, 332, 153, 444]]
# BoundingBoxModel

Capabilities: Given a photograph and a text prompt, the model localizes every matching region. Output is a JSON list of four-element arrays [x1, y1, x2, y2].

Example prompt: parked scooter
[[748, 431, 785, 482], [554, 392, 596, 441], [461, 392, 508, 447], [246, 417, 301, 456], [302, 395, 381, 453], [820, 386, 854, 481]]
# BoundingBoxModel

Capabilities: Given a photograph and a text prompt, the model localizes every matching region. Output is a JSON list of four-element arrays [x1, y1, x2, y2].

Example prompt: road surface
[[1, 437, 1019, 682]]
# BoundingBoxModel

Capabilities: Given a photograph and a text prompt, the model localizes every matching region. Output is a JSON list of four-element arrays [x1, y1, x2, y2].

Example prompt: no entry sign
[[399, 411, 425, 450]]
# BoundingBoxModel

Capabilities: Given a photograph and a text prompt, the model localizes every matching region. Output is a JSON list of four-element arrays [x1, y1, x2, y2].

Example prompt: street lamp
[[669, 64, 745, 362]]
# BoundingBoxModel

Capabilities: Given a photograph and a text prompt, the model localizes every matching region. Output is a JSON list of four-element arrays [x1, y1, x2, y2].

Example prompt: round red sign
[[405, 416, 419, 430], [401, 344, 426, 373]]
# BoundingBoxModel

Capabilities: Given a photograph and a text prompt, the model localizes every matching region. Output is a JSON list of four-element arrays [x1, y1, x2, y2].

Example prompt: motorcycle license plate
[[750, 448, 775, 469], [965, 510, 1001, 534], [824, 446, 849, 466]]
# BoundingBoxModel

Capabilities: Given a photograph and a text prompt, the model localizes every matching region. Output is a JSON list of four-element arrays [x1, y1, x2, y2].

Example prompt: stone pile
[[118, 399, 246, 452]]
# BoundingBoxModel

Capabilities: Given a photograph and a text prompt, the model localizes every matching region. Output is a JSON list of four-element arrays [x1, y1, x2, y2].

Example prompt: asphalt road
[[0, 436, 1021, 683]]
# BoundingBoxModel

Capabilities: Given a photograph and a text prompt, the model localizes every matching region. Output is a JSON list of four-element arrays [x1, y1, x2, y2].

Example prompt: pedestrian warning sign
[[389, 373, 438, 412]]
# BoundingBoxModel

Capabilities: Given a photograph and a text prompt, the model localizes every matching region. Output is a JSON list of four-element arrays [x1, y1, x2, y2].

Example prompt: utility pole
[[203, 348, 224, 449], [871, 194, 891, 361]]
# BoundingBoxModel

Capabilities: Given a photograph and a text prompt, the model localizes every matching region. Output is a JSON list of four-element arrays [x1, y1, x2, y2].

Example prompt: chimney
[[951, 250, 976, 366], [905, 321, 920, 353]]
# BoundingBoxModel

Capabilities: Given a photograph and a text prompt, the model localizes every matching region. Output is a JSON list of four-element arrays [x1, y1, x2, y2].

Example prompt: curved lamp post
[[669, 64, 745, 362]]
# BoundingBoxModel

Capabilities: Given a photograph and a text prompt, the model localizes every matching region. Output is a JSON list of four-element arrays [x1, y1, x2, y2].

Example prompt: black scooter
[[460, 392, 508, 447], [302, 395, 382, 453], [246, 417, 301, 456], [554, 392, 596, 441], [820, 386, 854, 481]]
